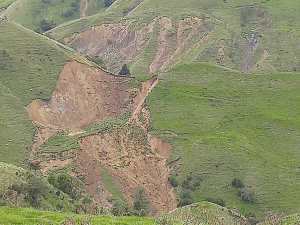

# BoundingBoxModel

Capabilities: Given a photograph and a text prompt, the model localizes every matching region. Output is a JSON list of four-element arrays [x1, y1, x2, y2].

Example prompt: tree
[[118, 64, 131, 76], [104, 0, 115, 7]]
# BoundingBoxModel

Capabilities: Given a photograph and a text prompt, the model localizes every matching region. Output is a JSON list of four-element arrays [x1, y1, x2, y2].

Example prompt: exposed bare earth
[[71, 20, 155, 73], [68, 16, 210, 74], [26, 61, 131, 134], [27, 61, 176, 215]]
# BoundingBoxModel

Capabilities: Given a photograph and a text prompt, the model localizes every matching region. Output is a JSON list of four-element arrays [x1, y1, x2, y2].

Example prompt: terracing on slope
[[68, 16, 213, 74], [26, 61, 177, 215]]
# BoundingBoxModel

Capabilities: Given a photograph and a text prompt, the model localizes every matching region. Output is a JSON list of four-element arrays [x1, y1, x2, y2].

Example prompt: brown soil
[[26, 61, 132, 134], [71, 20, 155, 73], [77, 126, 177, 215], [27, 61, 175, 215], [150, 16, 204, 73], [69, 16, 210, 74]]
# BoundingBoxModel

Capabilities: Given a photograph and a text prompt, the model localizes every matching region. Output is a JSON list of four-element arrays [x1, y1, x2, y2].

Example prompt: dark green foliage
[[232, 178, 244, 188], [205, 197, 226, 207], [112, 200, 131, 216], [118, 64, 131, 76], [39, 20, 55, 31], [168, 176, 179, 187], [24, 175, 51, 205], [237, 189, 254, 203], [133, 187, 148, 213], [82, 195, 93, 205], [177, 189, 193, 207], [42, 0, 51, 4], [104, 0, 115, 7], [48, 172, 84, 200]]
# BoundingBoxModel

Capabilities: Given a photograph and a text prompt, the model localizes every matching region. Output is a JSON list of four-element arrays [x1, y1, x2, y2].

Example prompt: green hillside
[[0, 19, 91, 167], [144, 63, 300, 218], [0, 0, 112, 32], [40, 0, 300, 74]]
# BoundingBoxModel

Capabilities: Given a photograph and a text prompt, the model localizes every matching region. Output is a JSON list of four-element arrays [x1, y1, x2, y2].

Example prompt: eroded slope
[[26, 61, 176, 215], [69, 16, 212, 74]]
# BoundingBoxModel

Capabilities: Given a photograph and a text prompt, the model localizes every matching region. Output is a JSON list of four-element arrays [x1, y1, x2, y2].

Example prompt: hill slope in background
[[35, 0, 300, 74], [0, 0, 112, 32]]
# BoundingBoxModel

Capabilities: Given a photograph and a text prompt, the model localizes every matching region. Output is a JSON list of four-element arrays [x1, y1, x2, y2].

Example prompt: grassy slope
[[0, 206, 157, 225], [0, 19, 91, 167], [145, 63, 300, 218], [1, 0, 109, 31]]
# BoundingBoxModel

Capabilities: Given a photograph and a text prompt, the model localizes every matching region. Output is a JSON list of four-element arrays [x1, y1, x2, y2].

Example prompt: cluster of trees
[[104, 0, 116, 8], [39, 20, 55, 32], [61, 0, 80, 18], [170, 172, 202, 207], [232, 178, 255, 203]]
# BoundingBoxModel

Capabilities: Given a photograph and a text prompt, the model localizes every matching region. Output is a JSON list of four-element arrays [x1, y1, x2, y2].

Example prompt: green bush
[[237, 189, 254, 203], [232, 178, 244, 188], [118, 64, 131, 76], [177, 189, 193, 207], [168, 176, 179, 187]]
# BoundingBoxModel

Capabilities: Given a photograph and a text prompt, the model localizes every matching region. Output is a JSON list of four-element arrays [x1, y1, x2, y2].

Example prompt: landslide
[[26, 61, 132, 134], [27, 61, 176, 215], [68, 16, 212, 74]]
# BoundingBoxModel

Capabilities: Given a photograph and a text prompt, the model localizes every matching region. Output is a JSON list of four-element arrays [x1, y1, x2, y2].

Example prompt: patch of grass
[[1, 0, 105, 31], [101, 168, 125, 204], [0, 206, 157, 224], [147, 62, 300, 218]]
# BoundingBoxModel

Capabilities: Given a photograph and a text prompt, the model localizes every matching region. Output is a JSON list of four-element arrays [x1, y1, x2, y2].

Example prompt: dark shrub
[[232, 178, 244, 188]]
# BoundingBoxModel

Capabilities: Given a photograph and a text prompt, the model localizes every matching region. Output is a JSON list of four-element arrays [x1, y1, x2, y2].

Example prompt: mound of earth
[[26, 61, 176, 215]]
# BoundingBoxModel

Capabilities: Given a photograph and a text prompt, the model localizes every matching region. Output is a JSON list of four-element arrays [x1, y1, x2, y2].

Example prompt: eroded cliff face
[[26, 61, 176, 215], [68, 16, 210, 74], [71, 21, 155, 74], [26, 61, 131, 134]]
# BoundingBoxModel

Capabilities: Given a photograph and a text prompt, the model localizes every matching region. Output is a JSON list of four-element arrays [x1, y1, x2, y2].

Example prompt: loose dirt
[[77, 126, 177, 215], [242, 34, 262, 72], [27, 61, 176, 214], [71, 20, 155, 73], [69, 16, 210, 74], [26, 61, 132, 134]]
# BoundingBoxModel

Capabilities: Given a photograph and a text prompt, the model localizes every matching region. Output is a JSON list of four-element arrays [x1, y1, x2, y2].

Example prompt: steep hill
[[0, 0, 111, 32], [0, 19, 91, 167]]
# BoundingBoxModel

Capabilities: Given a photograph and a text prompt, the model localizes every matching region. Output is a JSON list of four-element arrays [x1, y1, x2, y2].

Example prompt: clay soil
[[27, 61, 176, 215]]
